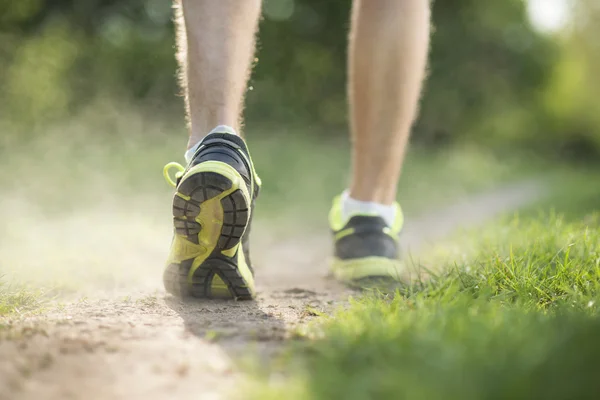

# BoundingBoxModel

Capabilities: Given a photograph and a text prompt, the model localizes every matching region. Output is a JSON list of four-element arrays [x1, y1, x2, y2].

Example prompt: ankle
[[185, 125, 239, 163]]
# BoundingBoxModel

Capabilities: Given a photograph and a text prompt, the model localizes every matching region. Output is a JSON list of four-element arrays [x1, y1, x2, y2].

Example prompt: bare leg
[[348, 0, 430, 204], [176, 0, 262, 148]]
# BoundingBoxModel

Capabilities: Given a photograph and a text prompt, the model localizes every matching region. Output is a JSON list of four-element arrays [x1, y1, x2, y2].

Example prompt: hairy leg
[[175, 0, 262, 147], [348, 0, 430, 204]]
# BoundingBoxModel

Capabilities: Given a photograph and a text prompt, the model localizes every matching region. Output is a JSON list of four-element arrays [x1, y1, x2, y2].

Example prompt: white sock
[[184, 125, 238, 164], [340, 190, 397, 227]]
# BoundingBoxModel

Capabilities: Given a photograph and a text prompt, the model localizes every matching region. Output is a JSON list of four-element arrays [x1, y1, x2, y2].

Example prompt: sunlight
[[527, 0, 572, 33]]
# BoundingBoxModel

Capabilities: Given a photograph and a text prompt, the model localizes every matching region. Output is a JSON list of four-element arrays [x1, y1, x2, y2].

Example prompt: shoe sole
[[163, 161, 255, 300], [331, 256, 403, 283]]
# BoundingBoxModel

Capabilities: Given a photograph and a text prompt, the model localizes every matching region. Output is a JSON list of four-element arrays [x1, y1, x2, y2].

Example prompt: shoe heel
[[164, 162, 254, 300]]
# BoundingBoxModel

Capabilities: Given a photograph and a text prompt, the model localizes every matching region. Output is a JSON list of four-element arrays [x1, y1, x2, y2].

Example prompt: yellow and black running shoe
[[329, 195, 404, 286], [162, 128, 260, 300]]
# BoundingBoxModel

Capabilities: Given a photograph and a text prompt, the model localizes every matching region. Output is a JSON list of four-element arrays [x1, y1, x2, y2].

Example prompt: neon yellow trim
[[187, 194, 227, 281], [183, 161, 251, 282], [167, 235, 208, 264], [328, 195, 345, 231], [210, 274, 231, 298], [211, 274, 228, 288], [390, 203, 404, 235], [175, 192, 191, 201], [331, 257, 403, 282], [163, 162, 185, 188], [221, 245, 238, 258], [235, 246, 254, 293], [334, 227, 355, 240]]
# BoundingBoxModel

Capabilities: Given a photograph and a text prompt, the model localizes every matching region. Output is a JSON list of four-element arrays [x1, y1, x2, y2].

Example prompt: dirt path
[[0, 180, 545, 400]]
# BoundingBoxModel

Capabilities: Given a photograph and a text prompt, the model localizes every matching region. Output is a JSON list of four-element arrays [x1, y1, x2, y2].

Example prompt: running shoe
[[329, 195, 404, 286], [162, 128, 260, 299]]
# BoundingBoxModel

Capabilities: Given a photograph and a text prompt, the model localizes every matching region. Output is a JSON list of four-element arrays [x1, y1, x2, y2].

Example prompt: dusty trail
[[0, 180, 544, 400]]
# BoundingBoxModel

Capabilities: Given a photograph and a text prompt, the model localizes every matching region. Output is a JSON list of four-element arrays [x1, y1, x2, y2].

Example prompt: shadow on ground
[[164, 296, 288, 355]]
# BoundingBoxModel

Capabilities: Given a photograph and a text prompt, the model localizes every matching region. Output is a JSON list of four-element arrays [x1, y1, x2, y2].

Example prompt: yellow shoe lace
[[163, 162, 185, 188]]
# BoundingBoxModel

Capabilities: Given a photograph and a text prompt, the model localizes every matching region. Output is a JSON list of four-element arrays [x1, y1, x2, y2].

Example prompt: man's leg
[[163, 1, 262, 300], [330, 0, 430, 284], [176, 0, 261, 148], [348, 0, 430, 204]]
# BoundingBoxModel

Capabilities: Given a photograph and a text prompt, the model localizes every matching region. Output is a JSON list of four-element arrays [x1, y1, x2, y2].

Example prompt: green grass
[[0, 280, 41, 317], [248, 176, 600, 399], [254, 300, 600, 400]]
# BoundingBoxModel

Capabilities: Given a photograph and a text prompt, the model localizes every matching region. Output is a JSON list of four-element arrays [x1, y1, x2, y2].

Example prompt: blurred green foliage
[[542, 0, 600, 157], [0, 0, 599, 156]]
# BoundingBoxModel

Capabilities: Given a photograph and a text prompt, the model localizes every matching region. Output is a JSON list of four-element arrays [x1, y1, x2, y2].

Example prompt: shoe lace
[[163, 162, 185, 188]]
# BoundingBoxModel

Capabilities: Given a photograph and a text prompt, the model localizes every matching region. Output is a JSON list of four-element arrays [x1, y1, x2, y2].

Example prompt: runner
[[163, 0, 431, 299]]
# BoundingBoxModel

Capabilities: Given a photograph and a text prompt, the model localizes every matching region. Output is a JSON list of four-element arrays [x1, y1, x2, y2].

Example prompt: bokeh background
[[1, 0, 599, 156], [0, 0, 599, 292]]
